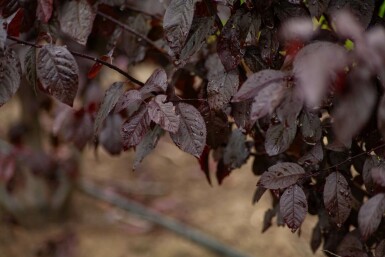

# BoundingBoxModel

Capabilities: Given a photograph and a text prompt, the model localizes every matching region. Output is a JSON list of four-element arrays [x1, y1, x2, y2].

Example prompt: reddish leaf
[[94, 82, 124, 136], [114, 89, 142, 115], [280, 185, 307, 232], [217, 7, 252, 71], [223, 129, 249, 169], [0, 46, 21, 107], [293, 41, 347, 107], [170, 103, 206, 157], [99, 114, 123, 155], [259, 162, 305, 189], [36, 44, 79, 106], [140, 68, 168, 99], [58, 0, 96, 45], [264, 122, 296, 156], [6, 8, 23, 37], [163, 0, 195, 60], [121, 106, 151, 150], [87, 54, 112, 79], [133, 125, 163, 170], [206, 54, 239, 110], [324, 172, 352, 226], [232, 70, 288, 102], [37, 0, 53, 23], [148, 95, 180, 133]]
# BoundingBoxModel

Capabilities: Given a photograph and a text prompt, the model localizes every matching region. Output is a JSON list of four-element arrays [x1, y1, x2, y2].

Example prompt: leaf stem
[[96, 11, 167, 55], [6, 35, 145, 87]]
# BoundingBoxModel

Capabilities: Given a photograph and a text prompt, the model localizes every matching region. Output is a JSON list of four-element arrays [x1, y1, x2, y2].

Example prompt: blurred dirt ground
[[0, 131, 324, 257]]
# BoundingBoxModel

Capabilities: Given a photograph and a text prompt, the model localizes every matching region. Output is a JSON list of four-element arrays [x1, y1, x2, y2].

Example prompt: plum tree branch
[[6, 35, 145, 87], [96, 11, 167, 55], [79, 179, 254, 257]]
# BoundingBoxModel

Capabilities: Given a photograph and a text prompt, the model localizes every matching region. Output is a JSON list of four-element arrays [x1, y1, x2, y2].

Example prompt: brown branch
[[6, 36, 145, 87], [79, 180, 254, 257], [96, 11, 167, 55]]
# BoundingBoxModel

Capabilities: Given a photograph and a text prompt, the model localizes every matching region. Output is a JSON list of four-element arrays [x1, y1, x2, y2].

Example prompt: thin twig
[[322, 250, 343, 257], [96, 11, 166, 55], [79, 179, 254, 257], [6, 36, 145, 87]]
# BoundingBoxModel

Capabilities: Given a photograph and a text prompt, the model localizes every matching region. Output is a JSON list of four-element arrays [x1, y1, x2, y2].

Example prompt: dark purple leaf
[[252, 186, 267, 204], [337, 230, 368, 257], [178, 16, 216, 66], [24, 47, 37, 89], [252, 154, 276, 176], [217, 7, 252, 71], [298, 142, 323, 166], [259, 162, 305, 189], [232, 70, 288, 102], [133, 125, 163, 170], [276, 87, 303, 125], [375, 240, 385, 257], [231, 100, 255, 133], [307, 0, 330, 18], [274, 1, 310, 21], [148, 95, 180, 133], [170, 103, 206, 157], [333, 69, 376, 144], [250, 81, 286, 121], [299, 109, 322, 144], [262, 208, 276, 233], [327, 0, 375, 29], [0, 0, 19, 18], [310, 222, 322, 253], [163, 0, 195, 60], [205, 54, 239, 110], [94, 82, 124, 136], [223, 129, 250, 169], [216, 158, 232, 185], [324, 172, 352, 226], [293, 41, 347, 107], [198, 146, 211, 185], [121, 14, 150, 65], [121, 106, 151, 150], [140, 68, 168, 99], [58, 0, 96, 45], [378, 95, 385, 141], [37, 0, 53, 23], [243, 45, 268, 73], [0, 22, 6, 50], [358, 193, 385, 240], [0, 47, 21, 107], [280, 184, 307, 232], [258, 27, 282, 68], [99, 114, 123, 155], [200, 105, 231, 149], [114, 89, 143, 116], [371, 165, 385, 188], [264, 122, 296, 156], [36, 44, 79, 106]]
